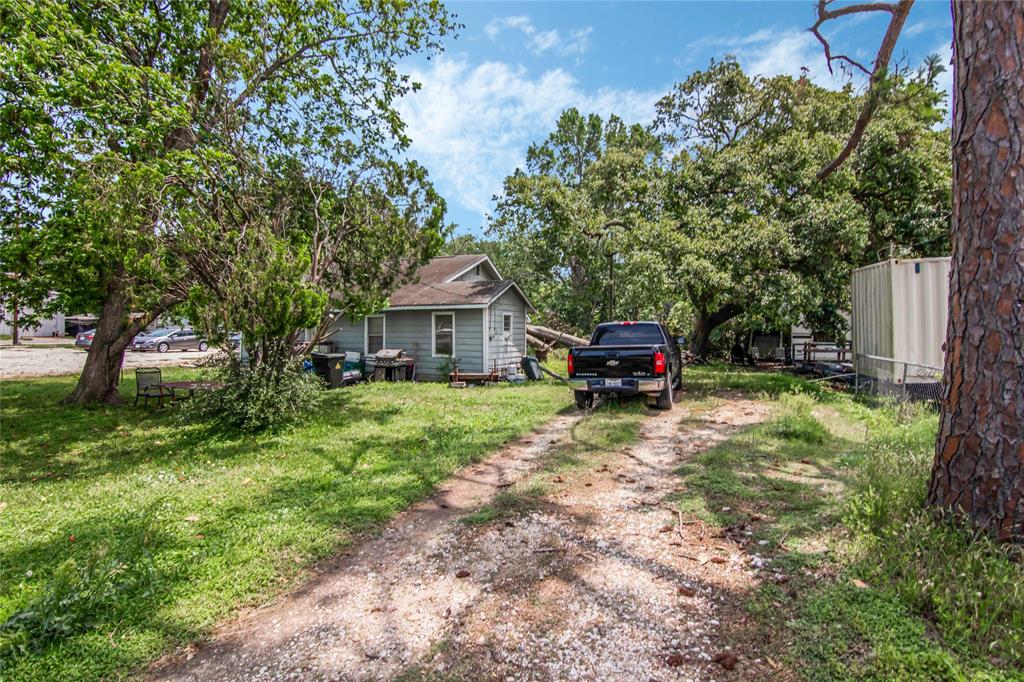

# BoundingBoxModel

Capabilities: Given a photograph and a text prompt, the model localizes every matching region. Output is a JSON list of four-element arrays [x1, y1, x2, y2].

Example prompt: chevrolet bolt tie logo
[[606, 359, 619, 366]]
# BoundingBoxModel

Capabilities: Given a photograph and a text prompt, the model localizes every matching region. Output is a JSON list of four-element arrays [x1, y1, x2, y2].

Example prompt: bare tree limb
[[810, 0, 915, 181]]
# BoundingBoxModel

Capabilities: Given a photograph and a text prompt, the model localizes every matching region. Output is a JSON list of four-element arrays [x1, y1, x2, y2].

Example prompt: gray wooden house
[[322, 254, 533, 380]]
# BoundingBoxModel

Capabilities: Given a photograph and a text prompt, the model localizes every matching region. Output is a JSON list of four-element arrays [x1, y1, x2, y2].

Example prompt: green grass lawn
[[674, 366, 1024, 681], [0, 370, 572, 681]]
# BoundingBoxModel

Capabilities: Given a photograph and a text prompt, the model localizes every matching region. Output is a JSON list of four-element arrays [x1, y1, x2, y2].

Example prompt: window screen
[[434, 313, 454, 356], [367, 316, 384, 354], [503, 313, 512, 333]]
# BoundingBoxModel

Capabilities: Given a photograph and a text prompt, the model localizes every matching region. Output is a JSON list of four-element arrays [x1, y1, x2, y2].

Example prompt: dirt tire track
[[152, 399, 771, 681]]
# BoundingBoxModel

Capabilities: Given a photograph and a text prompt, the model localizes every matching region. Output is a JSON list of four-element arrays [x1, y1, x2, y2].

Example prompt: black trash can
[[311, 353, 347, 388], [521, 356, 543, 381]]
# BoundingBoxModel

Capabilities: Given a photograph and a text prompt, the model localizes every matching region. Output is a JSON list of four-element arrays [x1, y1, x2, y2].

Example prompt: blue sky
[[397, 1, 954, 236]]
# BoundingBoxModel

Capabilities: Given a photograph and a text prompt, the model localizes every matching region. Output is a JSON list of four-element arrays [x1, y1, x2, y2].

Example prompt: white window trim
[[431, 311, 455, 358], [364, 314, 386, 355], [502, 312, 513, 338]]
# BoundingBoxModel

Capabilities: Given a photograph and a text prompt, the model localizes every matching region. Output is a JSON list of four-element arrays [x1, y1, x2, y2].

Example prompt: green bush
[[181, 362, 324, 432], [764, 392, 829, 444]]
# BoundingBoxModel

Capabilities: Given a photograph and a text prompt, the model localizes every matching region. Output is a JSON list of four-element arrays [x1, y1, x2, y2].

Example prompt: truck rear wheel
[[654, 379, 673, 410], [574, 390, 594, 410]]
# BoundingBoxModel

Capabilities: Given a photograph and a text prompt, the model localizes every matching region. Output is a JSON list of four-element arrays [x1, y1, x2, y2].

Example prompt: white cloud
[[741, 29, 864, 88], [484, 15, 593, 58], [399, 57, 662, 224]]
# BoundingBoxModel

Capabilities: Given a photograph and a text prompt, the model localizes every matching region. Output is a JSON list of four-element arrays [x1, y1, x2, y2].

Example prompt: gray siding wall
[[323, 316, 366, 351], [322, 309, 485, 380], [486, 289, 527, 371]]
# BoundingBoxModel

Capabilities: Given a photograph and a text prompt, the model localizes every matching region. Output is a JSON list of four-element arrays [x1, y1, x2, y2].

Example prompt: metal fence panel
[[854, 353, 943, 402]]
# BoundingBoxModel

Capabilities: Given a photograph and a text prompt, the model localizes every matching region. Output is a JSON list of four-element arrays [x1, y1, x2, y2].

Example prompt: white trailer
[[851, 257, 950, 384]]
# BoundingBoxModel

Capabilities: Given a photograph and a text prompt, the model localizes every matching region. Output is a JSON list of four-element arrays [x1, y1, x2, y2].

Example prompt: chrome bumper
[[568, 378, 666, 393]]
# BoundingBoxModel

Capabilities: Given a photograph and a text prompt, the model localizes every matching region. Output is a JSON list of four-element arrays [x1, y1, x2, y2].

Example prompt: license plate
[[605, 378, 622, 387]]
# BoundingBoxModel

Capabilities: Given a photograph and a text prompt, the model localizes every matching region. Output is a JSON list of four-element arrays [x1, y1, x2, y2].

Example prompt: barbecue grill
[[372, 349, 415, 381]]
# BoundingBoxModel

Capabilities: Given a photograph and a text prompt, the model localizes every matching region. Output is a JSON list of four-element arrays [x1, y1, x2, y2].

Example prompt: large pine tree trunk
[[926, 1, 1024, 543]]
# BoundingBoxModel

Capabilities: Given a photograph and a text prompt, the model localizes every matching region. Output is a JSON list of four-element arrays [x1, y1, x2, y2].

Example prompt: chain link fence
[[854, 353, 944, 403]]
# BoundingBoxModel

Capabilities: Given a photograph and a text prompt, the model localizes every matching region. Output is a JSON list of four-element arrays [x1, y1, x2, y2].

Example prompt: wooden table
[[161, 380, 223, 400]]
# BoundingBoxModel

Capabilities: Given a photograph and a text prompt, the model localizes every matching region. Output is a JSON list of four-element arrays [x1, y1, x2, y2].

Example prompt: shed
[[851, 257, 950, 382], [320, 254, 533, 380]]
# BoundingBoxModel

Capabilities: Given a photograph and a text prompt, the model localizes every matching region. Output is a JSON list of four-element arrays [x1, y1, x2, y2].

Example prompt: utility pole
[[606, 249, 615, 320], [583, 219, 627, 322]]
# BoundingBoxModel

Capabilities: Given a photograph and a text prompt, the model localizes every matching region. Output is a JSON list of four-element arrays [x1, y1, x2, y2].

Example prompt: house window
[[503, 312, 513, 337], [474, 264, 481, 278], [366, 315, 385, 354], [433, 312, 454, 356]]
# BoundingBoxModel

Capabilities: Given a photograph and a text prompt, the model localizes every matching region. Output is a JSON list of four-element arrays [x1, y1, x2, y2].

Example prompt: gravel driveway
[[0, 344, 219, 379], [152, 399, 775, 681]]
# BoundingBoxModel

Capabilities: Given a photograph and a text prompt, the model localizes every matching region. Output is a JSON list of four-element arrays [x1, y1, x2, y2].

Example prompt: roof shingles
[[387, 279, 514, 307]]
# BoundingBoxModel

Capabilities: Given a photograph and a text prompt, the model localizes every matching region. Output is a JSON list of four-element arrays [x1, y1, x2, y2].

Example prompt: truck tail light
[[567, 352, 574, 375], [653, 350, 666, 375]]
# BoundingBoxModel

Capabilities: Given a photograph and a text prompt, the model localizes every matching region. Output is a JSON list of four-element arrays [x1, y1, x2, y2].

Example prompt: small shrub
[[764, 393, 829, 444], [181, 362, 324, 432]]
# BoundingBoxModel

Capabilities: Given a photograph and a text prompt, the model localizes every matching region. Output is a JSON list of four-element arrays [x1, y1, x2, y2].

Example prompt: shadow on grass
[[0, 376, 571, 680], [668, 395, 859, 573]]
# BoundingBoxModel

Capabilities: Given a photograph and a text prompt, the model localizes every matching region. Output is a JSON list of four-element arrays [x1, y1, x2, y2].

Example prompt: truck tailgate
[[571, 345, 656, 378]]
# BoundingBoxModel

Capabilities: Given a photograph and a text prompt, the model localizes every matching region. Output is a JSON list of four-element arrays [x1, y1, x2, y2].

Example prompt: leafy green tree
[[848, 57, 951, 262], [0, 0, 455, 404], [183, 153, 446, 374], [655, 59, 949, 355], [489, 108, 666, 333]]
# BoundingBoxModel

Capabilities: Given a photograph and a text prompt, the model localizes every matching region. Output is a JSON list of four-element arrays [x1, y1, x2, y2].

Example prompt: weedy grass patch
[[671, 367, 1023, 681], [0, 371, 570, 681]]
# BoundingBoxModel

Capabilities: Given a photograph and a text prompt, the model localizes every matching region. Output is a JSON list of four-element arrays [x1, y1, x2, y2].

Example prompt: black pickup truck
[[567, 321, 683, 410]]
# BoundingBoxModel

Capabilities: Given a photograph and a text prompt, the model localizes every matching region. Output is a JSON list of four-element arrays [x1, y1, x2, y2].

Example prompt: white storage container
[[851, 257, 950, 381]]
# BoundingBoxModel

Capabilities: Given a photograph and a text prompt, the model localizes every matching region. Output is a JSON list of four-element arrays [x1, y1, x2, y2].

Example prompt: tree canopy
[[0, 0, 456, 402], [480, 58, 950, 354]]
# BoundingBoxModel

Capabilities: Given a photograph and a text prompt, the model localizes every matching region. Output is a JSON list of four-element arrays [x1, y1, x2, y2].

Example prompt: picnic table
[[161, 380, 223, 400]]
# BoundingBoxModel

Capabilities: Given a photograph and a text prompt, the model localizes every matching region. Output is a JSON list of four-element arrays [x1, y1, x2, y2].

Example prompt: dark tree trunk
[[927, 1, 1024, 543], [11, 304, 19, 345], [63, 283, 135, 405], [62, 277, 178, 405], [689, 304, 742, 357]]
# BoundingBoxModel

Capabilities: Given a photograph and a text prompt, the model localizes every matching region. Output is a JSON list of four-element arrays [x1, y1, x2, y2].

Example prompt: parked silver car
[[74, 329, 95, 348], [131, 328, 209, 353]]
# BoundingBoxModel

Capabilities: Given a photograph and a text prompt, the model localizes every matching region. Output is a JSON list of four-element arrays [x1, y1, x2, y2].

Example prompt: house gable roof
[[413, 254, 490, 284], [384, 255, 533, 311]]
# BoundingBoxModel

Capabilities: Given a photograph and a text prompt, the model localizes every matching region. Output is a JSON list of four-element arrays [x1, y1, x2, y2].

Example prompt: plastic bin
[[311, 353, 347, 388], [520, 356, 543, 381]]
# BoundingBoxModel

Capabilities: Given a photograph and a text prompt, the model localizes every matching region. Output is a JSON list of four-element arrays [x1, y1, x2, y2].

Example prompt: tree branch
[[810, 0, 915, 180]]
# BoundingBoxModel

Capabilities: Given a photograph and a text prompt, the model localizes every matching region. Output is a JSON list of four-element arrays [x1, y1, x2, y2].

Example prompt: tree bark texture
[[62, 277, 180, 405], [927, 1, 1024, 542], [63, 282, 134, 405], [688, 304, 742, 357]]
